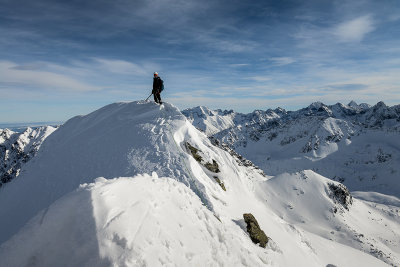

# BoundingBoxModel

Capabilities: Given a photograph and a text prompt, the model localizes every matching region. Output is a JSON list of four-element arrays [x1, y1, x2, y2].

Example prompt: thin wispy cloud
[[0, 61, 100, 92], [229, 64, 250, 67], [247, 76, 271, 82], [388, 13, 400, 22], [92, 58, 159, 76], [269, 57, 296, 66], [333, 15, 375, 42], [1, 0, 399, 122], [322, 83, 368, 91]]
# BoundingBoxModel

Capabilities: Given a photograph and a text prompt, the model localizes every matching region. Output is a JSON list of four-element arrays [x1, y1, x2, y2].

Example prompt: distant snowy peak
[[307, 101, 325, 110], [347, 100, 370, 110], [183, 105, 284, 135], [358, 102, 372, 110], [361, 101, 400, 127], [182, 106, 236, 135], [0, 126, 56, 187], [348, 100, 358, 108], [183, 101, 400, 136], [301, 101, 377, 119]]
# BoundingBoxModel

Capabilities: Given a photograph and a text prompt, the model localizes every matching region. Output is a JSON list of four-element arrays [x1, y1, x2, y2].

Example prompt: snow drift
[[0, 174, 272, 267], [0, 101, 222, 243]]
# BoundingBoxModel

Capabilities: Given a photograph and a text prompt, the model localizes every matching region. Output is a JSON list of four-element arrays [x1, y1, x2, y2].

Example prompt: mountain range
[[183, 101, 400, 197]]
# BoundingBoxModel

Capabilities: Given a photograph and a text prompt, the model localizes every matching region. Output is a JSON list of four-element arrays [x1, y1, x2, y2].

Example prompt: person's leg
[[157, 93, 162, 103], [153, 92, 159, 103]]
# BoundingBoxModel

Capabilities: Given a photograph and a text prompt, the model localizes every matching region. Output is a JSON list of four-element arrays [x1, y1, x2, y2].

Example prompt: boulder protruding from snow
[[243, 213, 268, 248], [328, 182, 353, 211]]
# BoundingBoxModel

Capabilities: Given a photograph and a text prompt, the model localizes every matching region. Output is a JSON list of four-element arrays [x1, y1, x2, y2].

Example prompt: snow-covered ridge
[[0, 100, 398, 266], [0, 126, 56, 187], [0, 101, 264, 245]]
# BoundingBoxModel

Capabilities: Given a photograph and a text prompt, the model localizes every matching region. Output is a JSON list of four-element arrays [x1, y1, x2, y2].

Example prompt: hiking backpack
[[160, 79, 164, 92]]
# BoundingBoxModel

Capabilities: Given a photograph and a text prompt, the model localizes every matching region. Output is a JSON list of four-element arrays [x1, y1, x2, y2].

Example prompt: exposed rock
[[185, 142, 202, 162], [328, 182, 353, 211], [185, 142, 220, 173], [377, 148, 391, 163], [204, 159, 220, 173], [0, 127, 56, 187], [185, 142, 225, 190], [213, 176, 226, 191], [243, 213, 268, 248]]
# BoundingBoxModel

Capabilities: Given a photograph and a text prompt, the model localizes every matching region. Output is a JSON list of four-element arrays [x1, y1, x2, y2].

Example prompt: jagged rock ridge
[[0, 126, 56, 187]]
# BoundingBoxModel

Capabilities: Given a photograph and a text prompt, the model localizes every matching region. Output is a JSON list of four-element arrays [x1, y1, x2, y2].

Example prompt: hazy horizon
[[1, 99, 394, 125]]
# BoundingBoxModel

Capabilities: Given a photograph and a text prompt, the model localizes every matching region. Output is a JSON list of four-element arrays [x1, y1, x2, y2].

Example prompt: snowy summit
[[0, 101, 399, 266]]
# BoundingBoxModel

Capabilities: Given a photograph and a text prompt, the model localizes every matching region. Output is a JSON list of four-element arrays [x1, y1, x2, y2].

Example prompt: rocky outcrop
[[185, 142, 225, 191], [185, 142, 203, 163], [213, 176, 226, 191], [185, 142, 220, 173], [204, 159, 220, 173], [0, 127, 56, 187], [243, 213, 268, 248], [328, 182, 353, 211]]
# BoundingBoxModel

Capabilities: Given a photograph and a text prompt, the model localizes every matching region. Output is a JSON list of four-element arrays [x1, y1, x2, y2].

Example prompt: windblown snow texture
[[0, 101, 398, 266], [0, 175, 271, 267], [0, 101, 216, 243]]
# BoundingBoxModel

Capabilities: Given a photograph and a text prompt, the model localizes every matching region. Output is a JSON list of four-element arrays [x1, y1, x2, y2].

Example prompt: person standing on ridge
[[152, 72, 164, 104]]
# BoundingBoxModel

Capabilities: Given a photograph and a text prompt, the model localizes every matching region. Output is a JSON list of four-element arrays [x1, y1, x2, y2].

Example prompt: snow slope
[[258, 170, 400, 265], [1, 173, 390, 267], [0, 174, 271, 267], [0, 101, 397, 266], [0, 101, 216, 244]]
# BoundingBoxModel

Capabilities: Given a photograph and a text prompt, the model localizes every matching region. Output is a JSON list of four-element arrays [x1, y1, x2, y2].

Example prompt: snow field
[[257, 170, 400, 265], [0, 174, 272, 267]]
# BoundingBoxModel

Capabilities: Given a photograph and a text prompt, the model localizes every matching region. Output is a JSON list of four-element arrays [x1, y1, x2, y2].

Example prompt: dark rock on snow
[[328, 182, 353, 211], [243, 213, 268, 248]]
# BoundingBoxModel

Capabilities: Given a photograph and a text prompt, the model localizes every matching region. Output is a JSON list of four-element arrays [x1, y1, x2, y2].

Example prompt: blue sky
[[1, 0, 399, 123]]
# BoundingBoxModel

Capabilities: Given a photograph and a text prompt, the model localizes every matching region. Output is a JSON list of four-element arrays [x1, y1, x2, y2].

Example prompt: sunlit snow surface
[[0, 101, 398, 266], [0, 174, 270, 266]]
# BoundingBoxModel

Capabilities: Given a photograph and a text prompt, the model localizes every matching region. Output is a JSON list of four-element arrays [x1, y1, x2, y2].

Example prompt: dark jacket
[[153, 77, 162, 93]]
